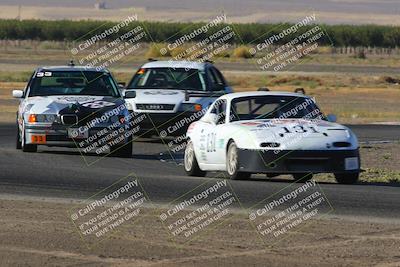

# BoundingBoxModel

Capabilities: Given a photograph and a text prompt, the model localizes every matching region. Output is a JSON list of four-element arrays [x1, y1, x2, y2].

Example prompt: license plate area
[[31, 135, 46, 144]]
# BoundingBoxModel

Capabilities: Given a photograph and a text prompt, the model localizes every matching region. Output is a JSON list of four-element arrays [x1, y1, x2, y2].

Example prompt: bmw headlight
[[28, 114, 57, 123]]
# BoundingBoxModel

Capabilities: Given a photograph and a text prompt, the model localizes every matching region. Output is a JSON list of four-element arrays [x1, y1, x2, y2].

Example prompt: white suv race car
[[184, 91, 361, 184], [123, 60, 232, 137]]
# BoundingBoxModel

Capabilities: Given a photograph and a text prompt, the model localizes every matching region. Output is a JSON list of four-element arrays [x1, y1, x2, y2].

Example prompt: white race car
[[184, 91, 361, 184], [123, 60, 232, 137]]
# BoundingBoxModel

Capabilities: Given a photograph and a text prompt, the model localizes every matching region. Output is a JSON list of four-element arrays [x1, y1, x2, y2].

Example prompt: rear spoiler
[[185, 90, 225, 101]]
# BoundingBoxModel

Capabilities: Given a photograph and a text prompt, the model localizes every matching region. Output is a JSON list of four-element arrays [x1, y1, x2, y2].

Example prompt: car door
[[200, 99, 228, 166]]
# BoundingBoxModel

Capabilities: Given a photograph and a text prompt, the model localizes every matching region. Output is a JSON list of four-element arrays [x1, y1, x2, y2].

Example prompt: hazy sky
[[1, 0, 399, 15]]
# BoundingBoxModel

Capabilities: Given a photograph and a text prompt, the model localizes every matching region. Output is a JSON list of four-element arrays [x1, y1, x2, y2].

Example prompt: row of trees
[[0, 19, 399, 47]]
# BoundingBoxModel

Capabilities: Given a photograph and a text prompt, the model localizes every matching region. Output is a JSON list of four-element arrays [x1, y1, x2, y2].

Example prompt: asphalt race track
[[0, 123, 399, 220]]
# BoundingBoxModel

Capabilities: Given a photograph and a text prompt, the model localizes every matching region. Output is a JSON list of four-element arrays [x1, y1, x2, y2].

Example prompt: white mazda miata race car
[[184, 91, 361, 184]]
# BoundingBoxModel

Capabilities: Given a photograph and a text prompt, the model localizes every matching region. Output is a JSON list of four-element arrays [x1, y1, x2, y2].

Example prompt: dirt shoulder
[[0, 197, 399, 267]]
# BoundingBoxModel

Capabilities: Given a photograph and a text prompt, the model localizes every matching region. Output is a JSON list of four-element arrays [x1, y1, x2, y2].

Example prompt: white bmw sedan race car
[[13, 65, 133, 157], [184, 91, 361, 184]]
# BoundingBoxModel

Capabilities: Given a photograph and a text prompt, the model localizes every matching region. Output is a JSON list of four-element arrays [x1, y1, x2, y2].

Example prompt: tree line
[[0, 19, 399, 48]]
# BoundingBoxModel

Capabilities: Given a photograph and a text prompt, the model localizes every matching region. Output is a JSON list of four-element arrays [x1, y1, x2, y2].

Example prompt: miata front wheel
[[184, 140, 206, 177], [226, 141, 251, 180]]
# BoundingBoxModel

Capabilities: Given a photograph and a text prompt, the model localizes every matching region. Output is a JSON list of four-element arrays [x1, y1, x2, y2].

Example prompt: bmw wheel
[[16, 124, 22, 149], [226, 141, 250, 180], [21, 123, 37, 153], [184, 140, 206, 177]]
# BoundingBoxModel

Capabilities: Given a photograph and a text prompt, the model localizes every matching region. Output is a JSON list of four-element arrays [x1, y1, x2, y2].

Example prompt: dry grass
[[1, 70, 400, 124], [224, 71, 400, 123]]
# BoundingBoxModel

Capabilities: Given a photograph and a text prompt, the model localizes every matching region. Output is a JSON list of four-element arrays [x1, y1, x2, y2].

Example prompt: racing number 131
[[206, 133, 216, 152], [282, 126, 319, 133]]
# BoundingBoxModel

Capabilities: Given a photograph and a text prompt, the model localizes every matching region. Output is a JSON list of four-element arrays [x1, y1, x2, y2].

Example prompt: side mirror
[[201, 113, 218, 125], [124, 90, 136, 98], [12, 90, 24, 98], [118, 82, 126, 88], [212, 84, 225, 91], [326, 114, 337, 122], [294, 88, 305, 94]]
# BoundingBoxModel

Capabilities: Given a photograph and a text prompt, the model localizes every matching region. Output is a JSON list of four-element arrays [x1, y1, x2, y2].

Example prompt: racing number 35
[[206, 132, 216, 152]]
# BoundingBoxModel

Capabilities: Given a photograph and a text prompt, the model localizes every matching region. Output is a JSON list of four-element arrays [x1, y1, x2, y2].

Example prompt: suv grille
[[136, 104, 175, 111]]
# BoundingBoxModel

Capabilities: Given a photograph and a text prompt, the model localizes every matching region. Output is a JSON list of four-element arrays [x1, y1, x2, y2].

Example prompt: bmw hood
[[22, 95, 127, 126], [24, 95, 125, 115], [230, 119, 358, 150]]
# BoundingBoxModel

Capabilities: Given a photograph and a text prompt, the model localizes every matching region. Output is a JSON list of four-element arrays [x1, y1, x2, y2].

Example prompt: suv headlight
[[180, 103, 202, 112]]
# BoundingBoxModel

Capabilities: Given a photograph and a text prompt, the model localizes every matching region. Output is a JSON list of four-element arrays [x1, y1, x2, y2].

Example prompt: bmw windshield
[[28, 71, 120, 97], [127, 68, 206, 91]]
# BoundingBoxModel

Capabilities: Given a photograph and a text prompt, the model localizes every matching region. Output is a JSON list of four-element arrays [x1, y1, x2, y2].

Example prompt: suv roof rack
[[148, 58, 157, 62], [258, 87, 269, 91]]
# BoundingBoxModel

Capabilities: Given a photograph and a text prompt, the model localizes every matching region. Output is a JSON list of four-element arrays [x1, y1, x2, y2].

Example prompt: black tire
[[16, 125, 22, 149], [111, 138, 132, 158], [184, 140, 206, 177], [226, 141, 251, 180], [292, 173, 313, 182], [21, 126, 37, 153], [334, 173, 359, 184]]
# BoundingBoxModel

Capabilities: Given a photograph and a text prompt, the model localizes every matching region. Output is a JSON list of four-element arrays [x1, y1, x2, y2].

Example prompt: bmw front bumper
[[24, 124, 130, 148]]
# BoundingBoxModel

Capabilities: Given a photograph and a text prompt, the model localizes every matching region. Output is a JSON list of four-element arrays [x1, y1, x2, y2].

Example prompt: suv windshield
[[29, 71, 120, 97], [230, 96, 324, 121], [127, 68, 206, 91]]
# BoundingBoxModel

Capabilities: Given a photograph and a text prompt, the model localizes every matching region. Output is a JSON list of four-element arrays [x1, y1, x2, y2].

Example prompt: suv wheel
[[334, 173, 359, 184], [293, 173, 313, 182]]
